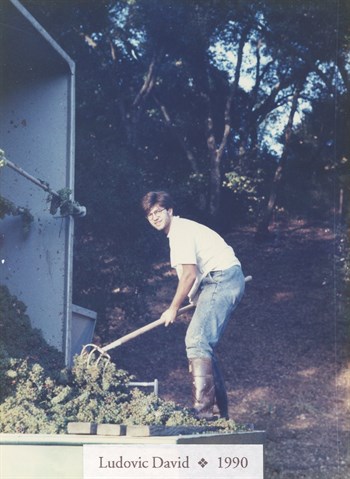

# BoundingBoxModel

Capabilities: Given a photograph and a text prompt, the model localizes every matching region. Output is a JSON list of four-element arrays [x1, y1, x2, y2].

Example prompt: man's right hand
[[161, 307, 178, 327], [161, 264, 196, 327]]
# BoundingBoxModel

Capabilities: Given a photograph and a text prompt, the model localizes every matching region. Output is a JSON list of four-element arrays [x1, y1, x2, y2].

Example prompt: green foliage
[[119, 389, 239, 432], [48, 188, 72, 215], [0, 360, 62, 434], [61, 353, 131, 424], [224, 170, 264, 219], [0, 355, 132, 433], [0, 285, 132, 432], [120, 388, 199, 426], [48, 188, 84, 217], [0, 285, 64, 402], [20, 0, 350, 227], [278, 94, 350, 219], [0, 196, 34, 236], [0, 148, 81, 222], [0, 286, 239, 434]]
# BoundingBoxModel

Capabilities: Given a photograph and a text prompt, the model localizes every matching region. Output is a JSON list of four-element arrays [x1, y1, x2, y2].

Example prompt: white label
[[83, 444, 264, 479]]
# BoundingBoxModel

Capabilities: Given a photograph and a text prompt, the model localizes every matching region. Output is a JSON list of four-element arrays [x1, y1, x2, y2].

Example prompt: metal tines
[[80, 343, 111, 367]]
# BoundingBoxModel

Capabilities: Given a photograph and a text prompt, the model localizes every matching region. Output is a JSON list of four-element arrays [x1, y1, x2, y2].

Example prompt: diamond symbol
[[198, 458, 208, 468]]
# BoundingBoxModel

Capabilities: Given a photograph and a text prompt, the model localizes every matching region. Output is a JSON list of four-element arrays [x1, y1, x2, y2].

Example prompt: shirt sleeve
[[169, 230, 197, 268]]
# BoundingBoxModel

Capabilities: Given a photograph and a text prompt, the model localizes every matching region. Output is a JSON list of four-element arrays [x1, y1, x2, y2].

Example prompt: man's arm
[[161, 264, 197, 327]]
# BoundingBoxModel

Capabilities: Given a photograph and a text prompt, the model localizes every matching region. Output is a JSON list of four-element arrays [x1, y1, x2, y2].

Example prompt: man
[[141, 191, 245, 419]]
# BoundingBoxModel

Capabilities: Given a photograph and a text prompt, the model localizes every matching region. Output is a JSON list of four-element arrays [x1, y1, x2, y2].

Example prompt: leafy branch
[[0, 156, 34, 236], [0, 149, 86, 218]]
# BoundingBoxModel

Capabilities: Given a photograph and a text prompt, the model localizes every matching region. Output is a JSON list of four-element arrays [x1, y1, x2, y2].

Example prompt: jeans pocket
[[207, 270, 222, 284]]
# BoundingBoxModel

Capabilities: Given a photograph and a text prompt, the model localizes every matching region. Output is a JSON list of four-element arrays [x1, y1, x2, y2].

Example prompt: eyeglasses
[[147, 208, 166, 220]]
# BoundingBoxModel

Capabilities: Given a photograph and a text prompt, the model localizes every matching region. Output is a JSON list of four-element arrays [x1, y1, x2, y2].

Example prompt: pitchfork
[[81, 275, 252, 366]]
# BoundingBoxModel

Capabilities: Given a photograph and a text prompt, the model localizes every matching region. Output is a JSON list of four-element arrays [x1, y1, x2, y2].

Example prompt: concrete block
[[96, 424, 126, 436], [67, 422, 97, 435], [125, 425, 218, 437]]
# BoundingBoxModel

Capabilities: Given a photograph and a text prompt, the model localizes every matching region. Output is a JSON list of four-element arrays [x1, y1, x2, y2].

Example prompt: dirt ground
[[109, 219, 350, 479]]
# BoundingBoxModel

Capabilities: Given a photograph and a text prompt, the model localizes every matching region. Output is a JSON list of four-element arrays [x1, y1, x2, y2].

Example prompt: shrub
[[0, 353, 132, 433]]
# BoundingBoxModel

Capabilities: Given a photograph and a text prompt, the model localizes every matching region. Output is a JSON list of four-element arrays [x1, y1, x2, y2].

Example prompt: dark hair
[[141, 191, 174, 215]]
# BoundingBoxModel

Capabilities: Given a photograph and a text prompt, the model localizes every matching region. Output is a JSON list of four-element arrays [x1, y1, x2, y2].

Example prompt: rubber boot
[[213, 357, 229, 419], [189, 357, 215, 420]]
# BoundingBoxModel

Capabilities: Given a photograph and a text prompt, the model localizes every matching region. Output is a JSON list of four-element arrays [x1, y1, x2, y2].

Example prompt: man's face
[[147, 204, 173, 233]]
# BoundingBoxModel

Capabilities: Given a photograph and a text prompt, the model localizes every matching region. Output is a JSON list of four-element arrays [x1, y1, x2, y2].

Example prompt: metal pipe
[[128, 380, 159, 396], [4, 158, 86, 217]]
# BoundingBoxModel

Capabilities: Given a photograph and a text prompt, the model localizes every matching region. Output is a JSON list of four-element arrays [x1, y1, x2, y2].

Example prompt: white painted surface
[[0, 0, 75, 361]]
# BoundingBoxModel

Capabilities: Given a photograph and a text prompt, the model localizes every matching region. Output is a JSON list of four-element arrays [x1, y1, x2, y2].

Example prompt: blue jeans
[[185, 265, 245, 359]]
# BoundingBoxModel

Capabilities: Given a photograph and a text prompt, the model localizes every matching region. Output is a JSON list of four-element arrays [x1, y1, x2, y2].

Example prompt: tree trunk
[[255, 79, 305, 240], [208, 26, 250, 219]]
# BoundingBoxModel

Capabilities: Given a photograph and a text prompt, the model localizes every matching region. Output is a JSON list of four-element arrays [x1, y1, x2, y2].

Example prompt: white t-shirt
[[167, 216, 240, 301]]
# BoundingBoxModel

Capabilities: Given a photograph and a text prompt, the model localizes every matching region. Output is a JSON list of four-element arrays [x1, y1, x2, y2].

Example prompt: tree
[[20, 0, 350, 319], [23, 0, 350, 223]]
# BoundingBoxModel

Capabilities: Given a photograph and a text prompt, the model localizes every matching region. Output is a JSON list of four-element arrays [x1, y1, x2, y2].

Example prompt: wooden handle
[[102, 275, 252, 353], [102, 303, 196, 352]]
